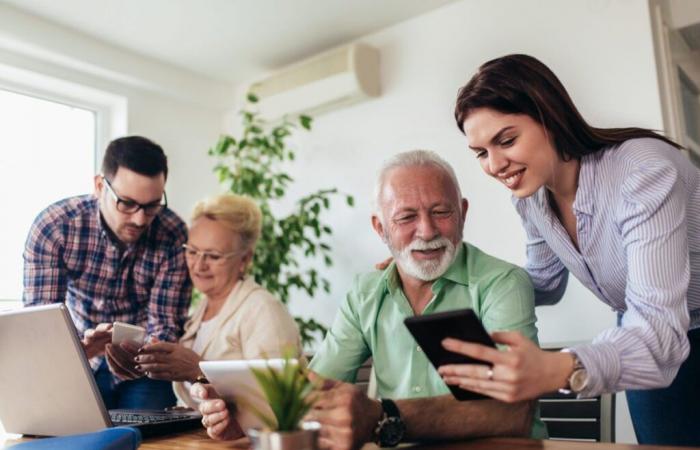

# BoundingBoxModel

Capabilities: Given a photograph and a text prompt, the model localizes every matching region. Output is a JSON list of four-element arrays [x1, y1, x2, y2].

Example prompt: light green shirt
[[310, 242, 546, 439]]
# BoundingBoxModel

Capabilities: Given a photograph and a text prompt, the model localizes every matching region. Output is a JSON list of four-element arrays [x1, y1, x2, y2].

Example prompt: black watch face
[[379, 417, 406, 447]]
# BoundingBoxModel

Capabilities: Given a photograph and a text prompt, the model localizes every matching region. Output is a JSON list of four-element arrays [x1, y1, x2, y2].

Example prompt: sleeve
[[22, 209, 67, 306], [147, 232, 192, 342], [514, 199, 569, 306], [480, 267, 539, 345], [308, 277, 371, 382], [238, 291, 302, 359], [571, 159, 690, 397]]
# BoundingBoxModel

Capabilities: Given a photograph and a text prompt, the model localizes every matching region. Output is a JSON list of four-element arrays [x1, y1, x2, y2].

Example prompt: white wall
[[223, 0, 661, 443]]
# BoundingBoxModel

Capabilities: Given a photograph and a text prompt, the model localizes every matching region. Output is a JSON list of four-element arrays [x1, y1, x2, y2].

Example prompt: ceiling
[[0, 0, 456, 84]]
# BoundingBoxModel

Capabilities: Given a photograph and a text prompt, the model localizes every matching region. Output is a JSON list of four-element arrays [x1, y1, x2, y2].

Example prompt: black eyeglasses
[[102, 176, 167, 216]]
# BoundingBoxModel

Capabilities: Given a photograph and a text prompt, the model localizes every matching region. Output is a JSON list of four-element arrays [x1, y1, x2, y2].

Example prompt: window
[[0, 89, 96, 308]]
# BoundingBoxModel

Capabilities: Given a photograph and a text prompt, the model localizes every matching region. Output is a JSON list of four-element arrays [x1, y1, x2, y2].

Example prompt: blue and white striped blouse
[[513, 137, 700, 397]]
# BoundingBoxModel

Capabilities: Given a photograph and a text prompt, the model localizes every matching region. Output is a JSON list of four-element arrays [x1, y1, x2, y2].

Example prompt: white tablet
[[199, 358, 298, 431]]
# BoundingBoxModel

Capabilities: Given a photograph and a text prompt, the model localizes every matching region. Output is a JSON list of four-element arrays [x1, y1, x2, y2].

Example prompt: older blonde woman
[[135, 193, 301, 407]]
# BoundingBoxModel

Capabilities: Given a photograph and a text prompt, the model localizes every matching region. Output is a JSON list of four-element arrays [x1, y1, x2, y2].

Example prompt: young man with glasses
[[23, 135, 192, 409]]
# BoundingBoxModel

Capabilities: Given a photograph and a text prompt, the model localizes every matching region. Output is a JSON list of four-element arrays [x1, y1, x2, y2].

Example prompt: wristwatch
[[373, 399, 405, 447], [559, 350, 589, 395]]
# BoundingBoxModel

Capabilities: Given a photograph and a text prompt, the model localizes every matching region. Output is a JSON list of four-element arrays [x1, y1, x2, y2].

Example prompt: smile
[[411, 247, 445, 259], [500, 169, 525, 189]]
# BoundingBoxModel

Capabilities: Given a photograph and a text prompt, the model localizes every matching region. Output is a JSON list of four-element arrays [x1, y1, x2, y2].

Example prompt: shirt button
[[416, 346, 422, 352], [413, 386, 422, 393]]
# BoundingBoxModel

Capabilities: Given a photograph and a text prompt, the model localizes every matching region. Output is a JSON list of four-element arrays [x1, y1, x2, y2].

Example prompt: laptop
[[0, 304, 202, 438]]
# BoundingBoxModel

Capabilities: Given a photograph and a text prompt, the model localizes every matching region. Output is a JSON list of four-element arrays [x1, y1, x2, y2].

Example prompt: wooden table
[[1, 429, 691, 450]]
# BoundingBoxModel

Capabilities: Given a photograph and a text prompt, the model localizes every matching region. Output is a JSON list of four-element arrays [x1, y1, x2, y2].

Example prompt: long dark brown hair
[[454, 54, 682, 160]]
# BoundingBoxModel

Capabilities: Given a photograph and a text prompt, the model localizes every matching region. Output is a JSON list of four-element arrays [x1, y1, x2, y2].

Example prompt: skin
[[86, 167, 166, 378], [371, 165, 468, 313], [436, 108, 583, 402], [195, 165, 535, 447], [136, 217, 253, 382], [82, 323, 113, 359], [94, 167, 166, 245]]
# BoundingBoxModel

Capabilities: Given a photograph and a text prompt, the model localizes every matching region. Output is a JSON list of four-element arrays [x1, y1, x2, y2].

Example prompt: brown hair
[[454, 54, 682, 160]]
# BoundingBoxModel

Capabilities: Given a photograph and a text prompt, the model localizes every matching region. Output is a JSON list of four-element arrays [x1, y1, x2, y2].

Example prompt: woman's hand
[[135, 341, 202, 382], [437, 331, 575, 402], [190, 383, 246, 443]]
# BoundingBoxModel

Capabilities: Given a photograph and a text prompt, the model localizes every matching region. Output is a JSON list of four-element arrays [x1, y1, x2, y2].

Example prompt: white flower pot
[[248, 421, 320, 450]]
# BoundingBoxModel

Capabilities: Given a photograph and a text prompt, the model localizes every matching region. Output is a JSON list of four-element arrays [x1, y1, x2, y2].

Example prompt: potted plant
[[246, 356, 320, 450], [207, 93, 354, 347]]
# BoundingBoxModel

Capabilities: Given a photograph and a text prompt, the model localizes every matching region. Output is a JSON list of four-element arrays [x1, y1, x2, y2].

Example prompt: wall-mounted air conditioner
[[249, 43, 380, 120]]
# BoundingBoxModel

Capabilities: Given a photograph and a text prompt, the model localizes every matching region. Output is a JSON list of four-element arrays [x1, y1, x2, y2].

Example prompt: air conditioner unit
[[250, 43, 380, 120]]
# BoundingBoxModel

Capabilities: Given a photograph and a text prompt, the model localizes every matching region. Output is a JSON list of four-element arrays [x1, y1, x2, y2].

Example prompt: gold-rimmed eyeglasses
[[182, 244, 239, 264]]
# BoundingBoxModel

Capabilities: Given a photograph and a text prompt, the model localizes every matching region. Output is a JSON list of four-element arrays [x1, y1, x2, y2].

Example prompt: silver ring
[[486, 368, 494, 381], [201, 417, 209, 428]]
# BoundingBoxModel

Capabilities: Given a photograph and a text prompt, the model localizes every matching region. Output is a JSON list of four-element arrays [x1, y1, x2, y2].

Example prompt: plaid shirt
[[23, 194, 192, 371]]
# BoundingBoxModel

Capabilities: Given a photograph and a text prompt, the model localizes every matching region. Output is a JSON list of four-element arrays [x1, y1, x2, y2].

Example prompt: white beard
[[388, 236, 458, 281]]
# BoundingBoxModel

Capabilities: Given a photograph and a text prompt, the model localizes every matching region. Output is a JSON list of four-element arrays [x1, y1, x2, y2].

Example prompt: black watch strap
[[380, 398, 400, 419]]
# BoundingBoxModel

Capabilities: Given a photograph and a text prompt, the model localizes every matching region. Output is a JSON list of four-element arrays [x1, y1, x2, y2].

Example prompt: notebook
[[0, 304, 202, 438]]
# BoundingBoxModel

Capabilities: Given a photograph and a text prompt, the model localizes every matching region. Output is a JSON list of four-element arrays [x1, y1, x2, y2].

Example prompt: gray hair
[[373, 150, 463, 214]]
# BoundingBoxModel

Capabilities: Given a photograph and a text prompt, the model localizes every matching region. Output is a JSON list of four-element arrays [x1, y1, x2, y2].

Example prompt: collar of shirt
[[572, 152, 599, 217]]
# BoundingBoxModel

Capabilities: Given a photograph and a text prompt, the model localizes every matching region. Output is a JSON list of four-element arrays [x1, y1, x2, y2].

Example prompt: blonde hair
[[191, 194, 263, 251]]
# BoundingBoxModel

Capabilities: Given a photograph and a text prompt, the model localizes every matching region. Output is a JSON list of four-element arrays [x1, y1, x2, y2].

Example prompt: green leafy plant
[[248, 356, 316, 431], [207, 93, 354, 346]]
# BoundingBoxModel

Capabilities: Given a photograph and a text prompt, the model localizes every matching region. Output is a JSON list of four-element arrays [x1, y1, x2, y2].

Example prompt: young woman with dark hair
[[439, 54, 700, 446]]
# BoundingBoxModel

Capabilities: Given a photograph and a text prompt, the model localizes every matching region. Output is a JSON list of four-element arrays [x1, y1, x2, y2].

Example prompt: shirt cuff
[[568, 341, 621, 398]]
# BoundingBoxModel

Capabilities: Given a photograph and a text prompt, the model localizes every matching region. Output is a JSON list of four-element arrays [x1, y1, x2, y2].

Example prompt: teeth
[[503, 170, 523, 187]]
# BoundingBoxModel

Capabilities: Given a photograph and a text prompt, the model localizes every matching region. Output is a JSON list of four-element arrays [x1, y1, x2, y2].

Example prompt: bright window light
[[0, 89, 96, 306]]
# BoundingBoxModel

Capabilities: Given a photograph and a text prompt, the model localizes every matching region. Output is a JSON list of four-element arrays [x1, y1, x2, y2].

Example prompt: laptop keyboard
[[110, 411, 196, 425]]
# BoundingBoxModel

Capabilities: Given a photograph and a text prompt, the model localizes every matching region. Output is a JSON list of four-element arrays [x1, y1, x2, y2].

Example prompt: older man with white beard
[[193, 150, 545, 448]]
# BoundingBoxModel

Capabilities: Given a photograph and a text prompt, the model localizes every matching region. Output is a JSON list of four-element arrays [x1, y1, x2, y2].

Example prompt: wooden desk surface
[[1, 429, 689, 450]]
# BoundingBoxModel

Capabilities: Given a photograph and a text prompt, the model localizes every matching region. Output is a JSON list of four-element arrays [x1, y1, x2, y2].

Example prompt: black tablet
[[404, 308, 496, 401]]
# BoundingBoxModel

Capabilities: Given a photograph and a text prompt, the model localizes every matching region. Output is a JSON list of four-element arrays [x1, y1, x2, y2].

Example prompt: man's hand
[[82, 323, 113, 359], [190, 383, 246, 443], [306, 379, 383, 450], [105, 341, 142, 380], [136, 341, 201, 382]]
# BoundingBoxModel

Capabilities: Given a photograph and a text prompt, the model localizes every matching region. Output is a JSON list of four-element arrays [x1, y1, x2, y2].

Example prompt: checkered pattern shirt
[[23, 195, 192, 371]]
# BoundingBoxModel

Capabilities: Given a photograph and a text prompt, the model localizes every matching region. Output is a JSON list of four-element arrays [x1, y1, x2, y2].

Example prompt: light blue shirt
[[514, 138, 700, 397]]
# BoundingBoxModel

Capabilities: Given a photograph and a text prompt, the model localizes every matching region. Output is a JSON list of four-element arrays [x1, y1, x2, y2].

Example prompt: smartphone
[[404, 308, 496, 401], [112, 321, 146, 346]]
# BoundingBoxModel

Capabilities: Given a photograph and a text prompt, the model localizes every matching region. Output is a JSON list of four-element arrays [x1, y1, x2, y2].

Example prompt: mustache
[[407, 237, 451, 251]]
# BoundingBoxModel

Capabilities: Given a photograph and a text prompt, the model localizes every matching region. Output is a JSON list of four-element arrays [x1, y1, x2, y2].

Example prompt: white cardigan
[[173, 276, 301, 407]]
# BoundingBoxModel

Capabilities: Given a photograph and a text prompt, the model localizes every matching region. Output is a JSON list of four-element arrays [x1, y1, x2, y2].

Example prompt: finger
[[95, 323, 113, 332], [442, 338, 510, 364], [135, 362, 167, 372], [200, 399, 228, 415], [205, 409, 230, 428], [120, 341, 140, 355], [446, 376, 517, 396], [491, 331, 527, 347], [134, 353, 167, 364], [106, 345, 141, 378], [139, 342, 175, 353], [105, 346, 136, 378], [144, 370, 171, 380], [438, 363, 491, 378], [374, 257, 393, 270]]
